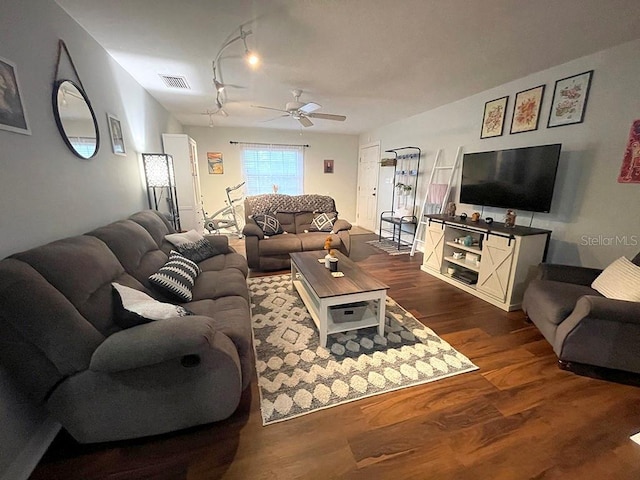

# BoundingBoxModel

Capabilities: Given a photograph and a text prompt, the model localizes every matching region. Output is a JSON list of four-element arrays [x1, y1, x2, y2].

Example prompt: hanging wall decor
[[618, 119, 640, 183], [510, 85, 545, 134], [480, 96, 508, 139], [207, 152, 224, 174], [324, 159, 334, 173], [107, 113, 126, 155], [547, 70, 593, 128], [0, 56, 31, 135]]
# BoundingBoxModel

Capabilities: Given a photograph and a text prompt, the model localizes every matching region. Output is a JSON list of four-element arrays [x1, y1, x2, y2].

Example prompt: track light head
[[213, 79, 225, 92]]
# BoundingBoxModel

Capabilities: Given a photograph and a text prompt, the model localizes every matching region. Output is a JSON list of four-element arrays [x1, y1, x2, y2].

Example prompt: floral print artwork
[[510, 85, 544, 134]]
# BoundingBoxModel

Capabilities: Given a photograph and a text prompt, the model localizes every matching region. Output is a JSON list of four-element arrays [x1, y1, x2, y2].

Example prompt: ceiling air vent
[[159, 74, 190, 90]]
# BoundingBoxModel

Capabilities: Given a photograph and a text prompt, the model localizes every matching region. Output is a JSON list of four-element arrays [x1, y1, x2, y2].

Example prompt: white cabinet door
[[422, 223, 445, 272], [477, 234, 515, 301]]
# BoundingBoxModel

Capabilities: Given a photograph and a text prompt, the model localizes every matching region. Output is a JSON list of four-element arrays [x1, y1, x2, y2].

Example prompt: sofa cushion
[[275, 212, 296, 233], [260, 234, 303, 256], [591, 256, 640, 302], [128, 210, 174, 248], [524, 279, 600, 325], [309, 212, 337, 232], [149, 251, 200, 302], [191, 269, 250, 303], [176, 237, 221, 262], [198, 252, 249, 278], [112, 283, 192, 328], [252, 214, 283, 236], [299, 232, 340, 252]]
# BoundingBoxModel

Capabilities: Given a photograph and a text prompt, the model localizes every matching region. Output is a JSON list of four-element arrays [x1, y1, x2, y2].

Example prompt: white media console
[[420, 214, 551, 311]]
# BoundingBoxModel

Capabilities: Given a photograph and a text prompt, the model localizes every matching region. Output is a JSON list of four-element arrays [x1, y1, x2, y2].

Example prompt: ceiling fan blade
[[260, 114, 289, 123], [251, 105, 288, 113], [307, 112, 346, 121], [298, 116, 313, 127], [299, 102, 321, 114]]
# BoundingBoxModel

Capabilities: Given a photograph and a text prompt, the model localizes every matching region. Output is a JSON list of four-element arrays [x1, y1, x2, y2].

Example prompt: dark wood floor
[[31, 234, 640, 479]]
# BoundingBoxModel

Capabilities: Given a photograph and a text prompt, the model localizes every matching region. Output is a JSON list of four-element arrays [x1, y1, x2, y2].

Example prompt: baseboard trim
[[1, 417, 60, 480]]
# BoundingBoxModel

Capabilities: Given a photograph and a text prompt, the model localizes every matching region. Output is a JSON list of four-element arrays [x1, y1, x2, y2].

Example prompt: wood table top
[[290, 251, 389, 298]]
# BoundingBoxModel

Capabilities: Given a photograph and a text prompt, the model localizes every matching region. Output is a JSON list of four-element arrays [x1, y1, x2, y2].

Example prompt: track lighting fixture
[[213, 79, 225, 93]]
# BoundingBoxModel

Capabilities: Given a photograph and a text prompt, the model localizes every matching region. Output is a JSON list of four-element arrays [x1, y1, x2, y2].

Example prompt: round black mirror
[[52, 80, 99, 159]]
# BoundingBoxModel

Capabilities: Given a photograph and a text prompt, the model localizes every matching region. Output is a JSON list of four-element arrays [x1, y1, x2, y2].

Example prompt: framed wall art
[[107, 113, 126, 155], [547, 70, 593, 128], [510, 85, 545, 134], [324, 159, 334, 174], [480, 96, 508, 139], [618, 119, 640, 183], [0, 56, 31, 135], [207, 152, 224, 174]]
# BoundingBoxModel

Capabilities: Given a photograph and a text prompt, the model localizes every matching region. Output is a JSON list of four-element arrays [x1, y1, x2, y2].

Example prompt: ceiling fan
[[252, 89, 346, 127]]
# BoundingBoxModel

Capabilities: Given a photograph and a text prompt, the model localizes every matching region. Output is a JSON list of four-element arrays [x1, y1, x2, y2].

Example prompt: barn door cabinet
[[420, 214, 551, 311]]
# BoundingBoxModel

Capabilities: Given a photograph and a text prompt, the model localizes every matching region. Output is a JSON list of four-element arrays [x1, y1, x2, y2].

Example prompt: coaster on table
[[331, 271, 344, 277]]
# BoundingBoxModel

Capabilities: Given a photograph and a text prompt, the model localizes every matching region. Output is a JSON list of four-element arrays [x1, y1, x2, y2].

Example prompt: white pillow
[[164, 229, 204, 247], [112, 283, 192, 329], [591, 257, 640, 302]]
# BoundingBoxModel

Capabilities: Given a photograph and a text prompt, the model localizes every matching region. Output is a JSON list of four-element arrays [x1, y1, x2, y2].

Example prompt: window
[[241, 144, 304, 195]]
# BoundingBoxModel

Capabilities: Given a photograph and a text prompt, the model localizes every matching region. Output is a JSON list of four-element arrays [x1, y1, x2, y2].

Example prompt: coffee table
[[290, 251, 389, 347]]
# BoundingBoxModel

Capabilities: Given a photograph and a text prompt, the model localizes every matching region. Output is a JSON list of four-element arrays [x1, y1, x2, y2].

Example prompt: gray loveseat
[[0, 210, 253, 443], [522, 252, 640, 375], [242, 194, 352, 271]]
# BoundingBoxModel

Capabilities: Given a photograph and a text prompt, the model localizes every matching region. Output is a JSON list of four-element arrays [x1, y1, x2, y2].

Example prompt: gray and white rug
[[249, 274, 478, 425], [365, 239, 411, 255]]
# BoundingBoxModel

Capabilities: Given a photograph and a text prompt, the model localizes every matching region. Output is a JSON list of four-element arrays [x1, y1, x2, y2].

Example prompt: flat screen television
[[459, 144, 561, 213]]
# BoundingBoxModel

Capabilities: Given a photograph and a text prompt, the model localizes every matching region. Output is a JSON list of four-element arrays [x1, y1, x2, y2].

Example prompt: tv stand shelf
[[420, 214, 552, 311]]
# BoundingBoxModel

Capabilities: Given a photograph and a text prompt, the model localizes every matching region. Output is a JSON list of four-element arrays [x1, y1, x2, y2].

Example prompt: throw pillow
[[309, 212, 337, 232], [112, 283, 192, 329], [591, 256, 640, 302], [252, 214, 283, 236], [164, 229, 204, 247], [149, 251, 200, 302], [176, 237, 221, 262]]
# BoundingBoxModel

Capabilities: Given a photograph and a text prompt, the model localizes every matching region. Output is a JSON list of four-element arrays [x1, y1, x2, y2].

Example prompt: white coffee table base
[[291, 262, 387, 347]]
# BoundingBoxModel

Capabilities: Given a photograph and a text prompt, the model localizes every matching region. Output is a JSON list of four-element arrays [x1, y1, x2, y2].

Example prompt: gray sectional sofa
[[0, 210, 253, 443], [242, 193, 352, 271]]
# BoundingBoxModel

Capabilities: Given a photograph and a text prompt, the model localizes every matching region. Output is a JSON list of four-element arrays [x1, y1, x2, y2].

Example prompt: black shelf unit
[[379, 146, 421, 250]]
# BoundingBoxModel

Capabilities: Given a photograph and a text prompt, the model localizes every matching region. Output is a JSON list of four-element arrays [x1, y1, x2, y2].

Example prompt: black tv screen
[[459, 144, 561, 213]]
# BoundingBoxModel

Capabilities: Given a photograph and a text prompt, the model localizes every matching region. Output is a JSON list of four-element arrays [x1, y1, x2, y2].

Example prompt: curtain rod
[[229, 141, 310, 148]]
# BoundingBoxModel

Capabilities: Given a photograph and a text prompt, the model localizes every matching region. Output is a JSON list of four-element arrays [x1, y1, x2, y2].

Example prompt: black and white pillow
[[112, 283, 192, 329], [149, 251, 200, 302], [176, 237, 220, 262], [309, 212, 337, 232], [252, 214, 283, 236]]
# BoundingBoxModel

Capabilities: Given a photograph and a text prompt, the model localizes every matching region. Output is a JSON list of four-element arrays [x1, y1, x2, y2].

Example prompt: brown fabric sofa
[[242, 194, 352, 271], [522, 252, 640, 375], [0, 210, 253, 443]]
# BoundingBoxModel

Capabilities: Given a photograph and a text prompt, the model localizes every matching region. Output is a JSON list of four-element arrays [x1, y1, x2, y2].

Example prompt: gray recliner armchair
[[522, 252, 640, 376]]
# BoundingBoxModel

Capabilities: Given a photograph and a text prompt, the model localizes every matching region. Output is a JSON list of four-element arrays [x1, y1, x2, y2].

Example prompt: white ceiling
[[56, 0, 640, 135]]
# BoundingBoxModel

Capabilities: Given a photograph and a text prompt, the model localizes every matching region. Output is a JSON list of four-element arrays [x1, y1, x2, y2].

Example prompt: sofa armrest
[[242, 222, 264, 239], [332, 219, 352, 233], [555, 296, 640, 371], [537, 263, 602, 285], [204, 234, 231, 254], [90, 316, 225, 372]]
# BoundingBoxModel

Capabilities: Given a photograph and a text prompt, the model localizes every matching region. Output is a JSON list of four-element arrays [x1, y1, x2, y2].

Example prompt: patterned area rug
[[249, 274, 478, 425], [365, 239, 411, 255]]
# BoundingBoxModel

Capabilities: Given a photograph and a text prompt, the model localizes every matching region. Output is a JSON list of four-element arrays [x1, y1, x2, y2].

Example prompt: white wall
[[0, 0, 182, 477], [361, 39, 640, 269], [184, 126, 360, 222]]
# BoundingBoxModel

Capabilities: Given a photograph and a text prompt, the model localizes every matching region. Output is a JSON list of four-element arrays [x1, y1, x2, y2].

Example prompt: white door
[[356, 143, 380, 232], [477, 234, 515, 301], [422, 223, 445, 272]]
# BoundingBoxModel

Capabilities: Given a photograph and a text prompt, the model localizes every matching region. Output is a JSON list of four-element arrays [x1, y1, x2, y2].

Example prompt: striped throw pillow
[[149, 251, 200, 302], [591, 256, 640, 302]]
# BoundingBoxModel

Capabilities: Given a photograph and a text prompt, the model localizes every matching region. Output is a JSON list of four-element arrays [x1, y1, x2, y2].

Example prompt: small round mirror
[[52, 80, 99, 159]]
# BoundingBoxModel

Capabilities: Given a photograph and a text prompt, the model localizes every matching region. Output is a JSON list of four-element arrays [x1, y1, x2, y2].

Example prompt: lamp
[[142, 153, 180, 231], [211, 24, 260, 115]]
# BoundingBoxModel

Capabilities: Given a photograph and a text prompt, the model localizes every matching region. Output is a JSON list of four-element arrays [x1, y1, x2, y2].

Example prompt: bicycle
[[202, 182, 245, 237]]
